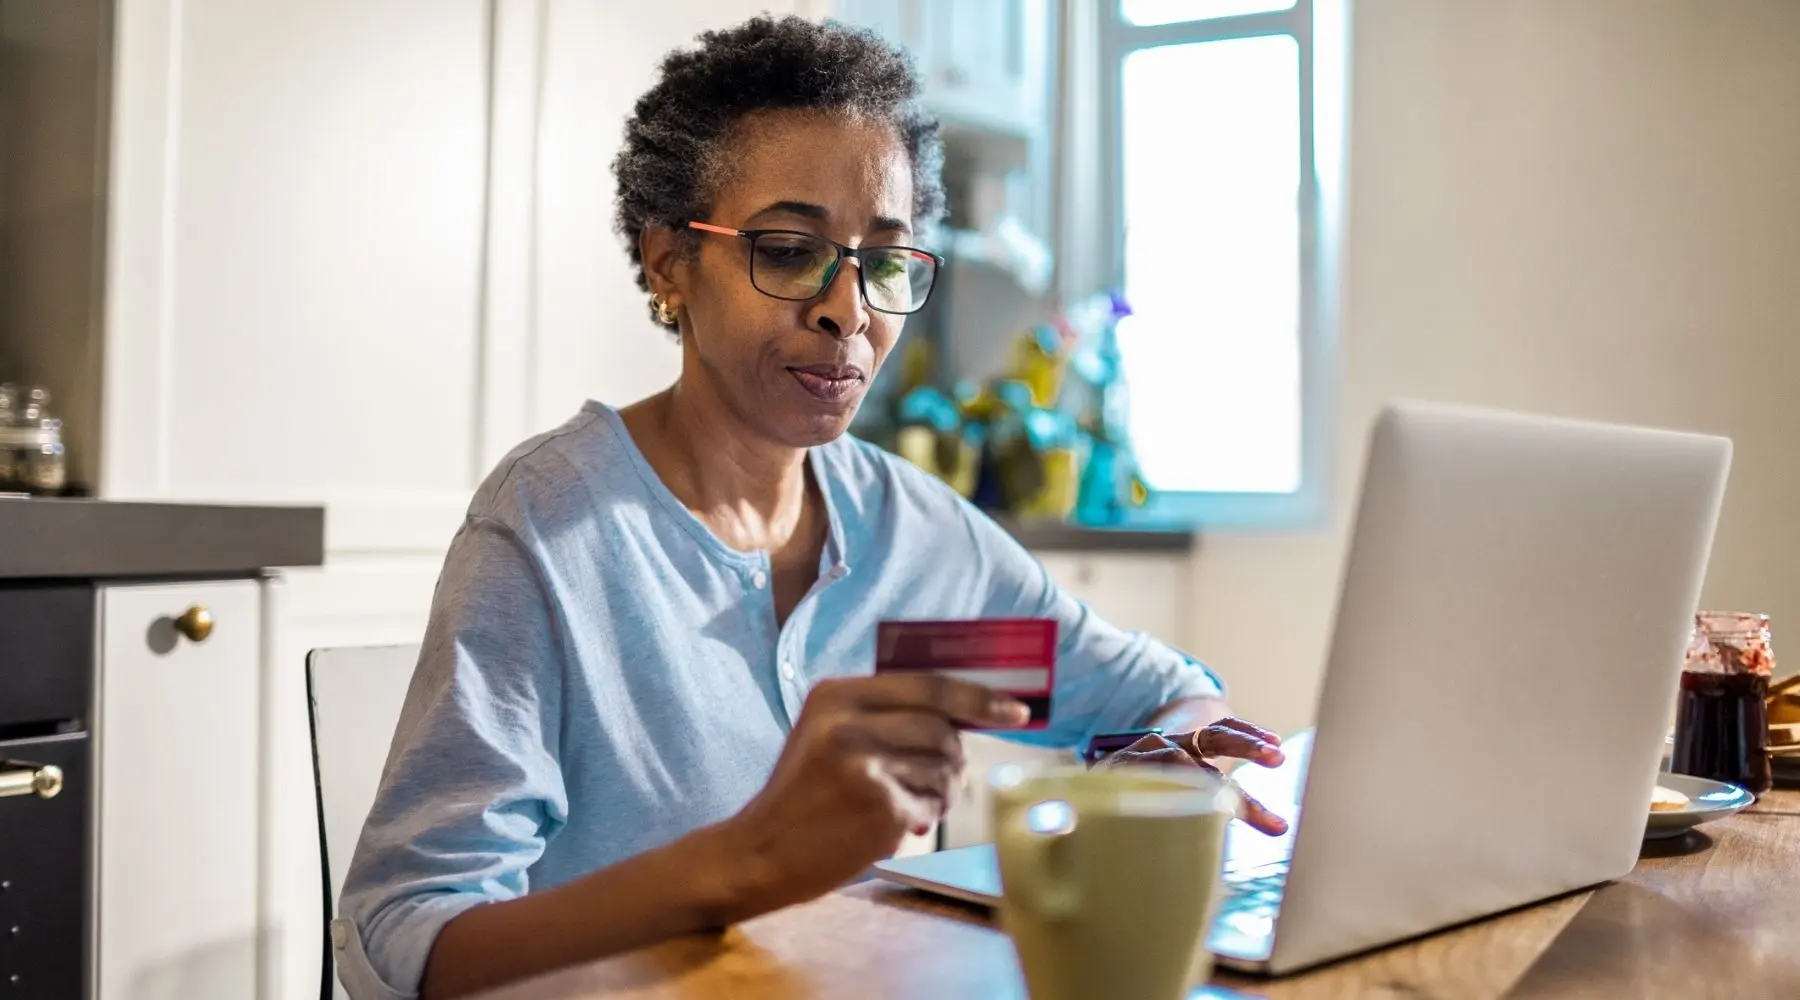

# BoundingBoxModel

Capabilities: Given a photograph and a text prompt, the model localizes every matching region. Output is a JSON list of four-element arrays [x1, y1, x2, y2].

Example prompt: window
[[1095, 0, 1345, 527]]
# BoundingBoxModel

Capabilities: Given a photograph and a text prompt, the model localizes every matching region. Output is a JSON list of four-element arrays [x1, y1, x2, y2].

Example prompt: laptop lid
[[1265, 402, 1729, 972], [874, 404, 1729, 975]]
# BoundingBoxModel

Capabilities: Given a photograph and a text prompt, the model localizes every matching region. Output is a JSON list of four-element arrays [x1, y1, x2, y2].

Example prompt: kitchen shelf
[[991, 515, 1197, 554]]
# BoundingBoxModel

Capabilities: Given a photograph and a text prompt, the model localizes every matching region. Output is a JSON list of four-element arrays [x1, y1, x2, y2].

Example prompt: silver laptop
[[874, 401, 1732, 975]]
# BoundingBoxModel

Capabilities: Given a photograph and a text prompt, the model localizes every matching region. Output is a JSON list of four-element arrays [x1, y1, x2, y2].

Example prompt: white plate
[[1644, 772, 1755, 840]]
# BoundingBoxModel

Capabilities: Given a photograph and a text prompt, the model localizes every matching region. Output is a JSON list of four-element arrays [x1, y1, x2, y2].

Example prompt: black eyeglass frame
[[686, 220, 945, 316]]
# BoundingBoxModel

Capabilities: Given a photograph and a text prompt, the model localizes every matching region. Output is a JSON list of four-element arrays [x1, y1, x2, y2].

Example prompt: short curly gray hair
[[612, 15, 947, 331]]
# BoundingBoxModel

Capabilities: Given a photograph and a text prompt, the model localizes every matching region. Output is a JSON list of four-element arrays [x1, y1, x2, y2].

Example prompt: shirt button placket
[[779, 648, 804, 723], [754, 559, 798, 721]]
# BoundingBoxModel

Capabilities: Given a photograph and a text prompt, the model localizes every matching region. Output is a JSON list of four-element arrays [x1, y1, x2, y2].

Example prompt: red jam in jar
[[1671, 611, 1774, 797]]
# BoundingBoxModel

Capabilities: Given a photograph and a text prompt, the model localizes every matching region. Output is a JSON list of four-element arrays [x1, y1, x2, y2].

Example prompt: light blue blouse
[[333, 401, 1225, 999]]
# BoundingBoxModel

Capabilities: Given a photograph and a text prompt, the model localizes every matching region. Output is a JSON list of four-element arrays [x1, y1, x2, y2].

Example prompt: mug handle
[[999, 801, 1081, 920]]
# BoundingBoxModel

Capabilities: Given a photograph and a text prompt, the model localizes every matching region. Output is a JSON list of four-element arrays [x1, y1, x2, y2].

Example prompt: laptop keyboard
[[1218, 860, 1289, 918]]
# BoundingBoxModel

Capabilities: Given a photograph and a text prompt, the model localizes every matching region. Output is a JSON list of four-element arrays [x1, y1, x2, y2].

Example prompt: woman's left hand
[[1100, 718, 1289, 836]]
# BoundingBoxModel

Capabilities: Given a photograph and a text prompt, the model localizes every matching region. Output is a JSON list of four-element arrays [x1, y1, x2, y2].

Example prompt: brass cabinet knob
[[0, 763, 63, 800], [173, 605, 215, 643]]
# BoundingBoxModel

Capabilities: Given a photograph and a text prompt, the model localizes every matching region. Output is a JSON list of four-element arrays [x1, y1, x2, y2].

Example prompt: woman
[[336, 15, 1286, 1000]]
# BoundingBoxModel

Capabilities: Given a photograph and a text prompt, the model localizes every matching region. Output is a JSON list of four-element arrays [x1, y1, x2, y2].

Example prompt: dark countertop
[[990, 516, 1196, 554], [0, 498, 325, 580]]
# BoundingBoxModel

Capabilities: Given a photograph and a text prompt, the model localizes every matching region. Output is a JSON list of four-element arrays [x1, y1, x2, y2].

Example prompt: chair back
[[306, 644, 420, 1000]]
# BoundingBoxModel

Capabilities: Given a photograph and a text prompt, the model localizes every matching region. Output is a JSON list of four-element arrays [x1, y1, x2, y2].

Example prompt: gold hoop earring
[[651, 295, 678, 326]]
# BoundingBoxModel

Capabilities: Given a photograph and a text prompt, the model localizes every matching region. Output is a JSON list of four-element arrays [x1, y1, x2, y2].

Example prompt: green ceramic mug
[[991, 762, 1236, 1000]]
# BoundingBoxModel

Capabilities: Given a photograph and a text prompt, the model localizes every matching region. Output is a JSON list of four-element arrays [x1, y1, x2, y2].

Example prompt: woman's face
[[646, 110, 917, 449]]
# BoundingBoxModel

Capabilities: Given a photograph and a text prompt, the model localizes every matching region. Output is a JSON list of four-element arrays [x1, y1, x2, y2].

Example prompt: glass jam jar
[[1671, 611, 1774, 797]]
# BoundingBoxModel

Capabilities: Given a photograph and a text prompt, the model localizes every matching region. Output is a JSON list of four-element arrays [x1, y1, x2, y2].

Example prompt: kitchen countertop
[[0, 497, 324, 579]]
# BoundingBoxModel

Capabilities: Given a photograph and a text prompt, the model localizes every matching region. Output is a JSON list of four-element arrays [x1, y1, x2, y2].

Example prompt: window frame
[[1093, 0, 1345, 530]]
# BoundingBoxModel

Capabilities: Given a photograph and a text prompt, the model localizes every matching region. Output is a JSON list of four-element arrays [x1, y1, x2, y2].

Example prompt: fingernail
[[993, 699, 1031, 726]]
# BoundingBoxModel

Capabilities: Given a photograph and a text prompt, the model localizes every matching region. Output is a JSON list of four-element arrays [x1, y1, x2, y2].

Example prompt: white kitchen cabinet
[[835, 0, 1050, 143], [102, 0, 494, 555], [836, 0, 928, 55], [925, 0, 1050, 140], [97, 579, 267, 1000]]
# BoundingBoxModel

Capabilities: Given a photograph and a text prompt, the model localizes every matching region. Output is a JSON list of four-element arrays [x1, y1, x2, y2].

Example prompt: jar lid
[[1686, 611, 1775, 677]]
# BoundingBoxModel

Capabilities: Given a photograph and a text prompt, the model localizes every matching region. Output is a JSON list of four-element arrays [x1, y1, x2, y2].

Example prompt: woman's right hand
[[722, 673, 1030, 915]]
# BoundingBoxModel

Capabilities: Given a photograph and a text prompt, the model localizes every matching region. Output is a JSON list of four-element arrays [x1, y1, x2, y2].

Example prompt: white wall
[[1192, 0, 1800, 735]]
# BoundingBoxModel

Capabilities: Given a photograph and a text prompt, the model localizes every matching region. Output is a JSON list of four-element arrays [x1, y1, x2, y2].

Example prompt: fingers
[[882, 755, 957, 801], [827, 712, 964, 835], [877, 756, 956, 833], [1188, 723, 1286, 768], [1232, 784, 1290, 836], [820, 673, 1030, 729], [857, 711, 965, 768], [1211, 717, 1283, 747]]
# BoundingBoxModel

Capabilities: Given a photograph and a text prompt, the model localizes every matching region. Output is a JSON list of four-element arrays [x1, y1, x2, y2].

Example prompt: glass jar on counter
[[0, 385, 66, 495], [1671, 611, 1775, 797], [24, 425, 67, 494]]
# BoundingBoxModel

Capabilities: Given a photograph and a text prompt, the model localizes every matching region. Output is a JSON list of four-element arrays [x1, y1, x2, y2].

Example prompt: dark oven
[[1, 584, 95, 999]]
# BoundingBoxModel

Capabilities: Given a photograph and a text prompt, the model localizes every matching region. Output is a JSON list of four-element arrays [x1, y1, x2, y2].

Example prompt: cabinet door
[[98, 580, 264, 1000], [933, 0, 1014, 96], [104, 0, 492, 555], [835, 0, 929, 61], [920, 0, 1046, 135]]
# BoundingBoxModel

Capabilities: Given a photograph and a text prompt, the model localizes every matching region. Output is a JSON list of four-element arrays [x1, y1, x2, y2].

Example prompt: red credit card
[[875, 618, 1057, 730]]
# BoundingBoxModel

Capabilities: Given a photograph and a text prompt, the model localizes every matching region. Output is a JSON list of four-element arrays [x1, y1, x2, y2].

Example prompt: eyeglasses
[[687, 221, 943, 316]]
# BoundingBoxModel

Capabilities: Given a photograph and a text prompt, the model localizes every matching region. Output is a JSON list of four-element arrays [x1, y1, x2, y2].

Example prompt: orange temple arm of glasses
[[686, 220, 936, 262]]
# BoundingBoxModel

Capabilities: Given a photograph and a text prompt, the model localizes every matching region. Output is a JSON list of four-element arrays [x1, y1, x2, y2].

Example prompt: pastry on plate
[[1650, 784, 1690, 812]]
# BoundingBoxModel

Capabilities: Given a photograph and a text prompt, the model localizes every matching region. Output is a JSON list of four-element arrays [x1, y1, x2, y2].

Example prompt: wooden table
[[478, 784, 1800, 1000]]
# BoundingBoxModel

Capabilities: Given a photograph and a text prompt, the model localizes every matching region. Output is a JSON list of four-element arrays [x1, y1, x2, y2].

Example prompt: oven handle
[[0, 761, 64, 799]]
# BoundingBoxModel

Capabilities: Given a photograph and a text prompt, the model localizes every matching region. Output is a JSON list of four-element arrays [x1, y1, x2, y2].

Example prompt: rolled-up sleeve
[[333, 516, 569, 1000], [960, 506, 1225, 751]]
